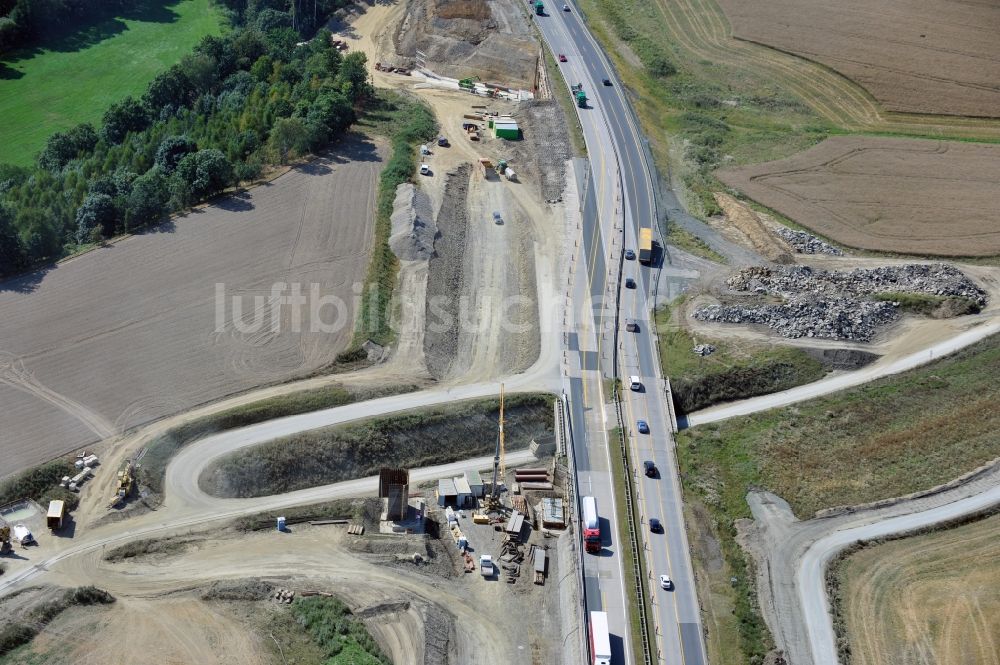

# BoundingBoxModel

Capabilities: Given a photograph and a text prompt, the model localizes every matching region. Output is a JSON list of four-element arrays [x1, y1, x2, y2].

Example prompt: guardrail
[[561, 393, 591, 665], [612, 391, 654, 665]]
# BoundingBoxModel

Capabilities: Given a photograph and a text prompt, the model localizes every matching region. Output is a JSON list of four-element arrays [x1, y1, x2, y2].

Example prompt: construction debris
[[694, 264, 987, 341], [271, 588, 295, 604], [774, 227, 844, 255], [347, 522, 365, 535], [693, 343, 716, 356]]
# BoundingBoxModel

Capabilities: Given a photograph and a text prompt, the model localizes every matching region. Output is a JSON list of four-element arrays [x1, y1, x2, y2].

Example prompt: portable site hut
[[489, 116, 520, 140], [464, 469, 485, 498], [438, 478, 458, 507], [46, 500, 65, 530], [453, 476, 473, 508]]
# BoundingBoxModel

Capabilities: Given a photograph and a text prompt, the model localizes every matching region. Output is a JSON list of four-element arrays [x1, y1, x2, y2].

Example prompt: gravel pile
[[774, 227, 843, 255], [727, 264, 987, 306], [694, 263, 987, 341], [695, 299, 897, 341], [389, 183, 436, 261]]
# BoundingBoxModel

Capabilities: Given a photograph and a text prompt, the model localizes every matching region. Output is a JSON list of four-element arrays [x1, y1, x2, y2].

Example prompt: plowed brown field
[[715, 0, 1000, 118], [716, 136, 1000, 256], [0, 135, 382, 477], [837, 513, 1000, 665]]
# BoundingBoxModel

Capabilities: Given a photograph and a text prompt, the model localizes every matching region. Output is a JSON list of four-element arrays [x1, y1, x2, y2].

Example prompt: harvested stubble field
[[834, 513, 1000, 665], [717, 136, 1000, 256], [716, 0, 1000, 118], [0, 136, 382, 477]]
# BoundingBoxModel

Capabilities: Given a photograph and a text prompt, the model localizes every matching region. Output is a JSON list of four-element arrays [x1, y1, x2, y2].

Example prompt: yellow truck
[[638, 227, 653, 264]]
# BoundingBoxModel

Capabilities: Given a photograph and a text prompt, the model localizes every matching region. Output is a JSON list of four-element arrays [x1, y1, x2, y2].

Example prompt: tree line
[[0, 0, 364, 279]]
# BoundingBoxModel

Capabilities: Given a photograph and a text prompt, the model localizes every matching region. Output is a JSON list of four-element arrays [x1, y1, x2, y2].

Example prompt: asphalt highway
[[536, 6, 708, 664]]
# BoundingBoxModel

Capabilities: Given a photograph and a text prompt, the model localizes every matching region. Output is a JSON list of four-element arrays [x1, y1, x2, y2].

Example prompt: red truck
[[582, 495, 601, 553]]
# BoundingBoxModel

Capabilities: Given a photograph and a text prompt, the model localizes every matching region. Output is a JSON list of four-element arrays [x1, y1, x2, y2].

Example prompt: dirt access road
[[742, 455, 1000, 665], [716, 0, 1000, 118], [336, 0, 568, 384], [0, 136, 383, 478]]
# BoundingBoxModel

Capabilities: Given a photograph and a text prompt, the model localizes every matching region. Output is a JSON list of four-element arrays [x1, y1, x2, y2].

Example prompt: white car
[[659, 575, 673, 590], [420, 164, 430, 175]]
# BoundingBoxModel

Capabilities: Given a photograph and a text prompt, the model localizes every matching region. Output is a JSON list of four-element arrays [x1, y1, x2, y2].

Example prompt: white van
[[629, 375, 642, 391]]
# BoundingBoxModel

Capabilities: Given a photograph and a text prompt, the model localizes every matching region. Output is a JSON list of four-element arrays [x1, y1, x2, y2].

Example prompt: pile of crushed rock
[[774, 227, 843, 255], [694, 264, 987, 342]]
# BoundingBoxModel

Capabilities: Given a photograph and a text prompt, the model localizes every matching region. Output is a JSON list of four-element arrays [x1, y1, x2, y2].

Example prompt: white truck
[[479, 554, 494, 577], [589, 611, 612, 665]]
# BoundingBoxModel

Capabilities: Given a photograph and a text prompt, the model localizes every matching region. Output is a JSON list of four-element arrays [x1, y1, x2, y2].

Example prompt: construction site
[[0, 382, 579, 664], [0, 0, 585, 660]]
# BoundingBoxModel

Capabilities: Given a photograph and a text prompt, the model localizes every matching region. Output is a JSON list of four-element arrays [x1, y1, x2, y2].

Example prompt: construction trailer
[[438, 478, 458, 507], [454, 476, 473, 508], [464, 469, 485, 498], [46, 500, 65, 530], [489, 117, 520, 140], [533, 547, 546, 584]]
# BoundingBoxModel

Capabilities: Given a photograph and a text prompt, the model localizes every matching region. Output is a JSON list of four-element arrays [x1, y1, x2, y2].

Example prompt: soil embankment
[[198, 393, 554, 498]]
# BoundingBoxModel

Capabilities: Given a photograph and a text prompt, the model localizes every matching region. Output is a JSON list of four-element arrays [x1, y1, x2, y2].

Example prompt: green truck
[[534, 1, 544, 15], [571, 83, 587, 108]]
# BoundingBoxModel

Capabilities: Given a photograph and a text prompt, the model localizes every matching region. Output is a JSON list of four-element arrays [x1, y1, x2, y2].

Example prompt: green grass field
[[0, 0, 225, 166]]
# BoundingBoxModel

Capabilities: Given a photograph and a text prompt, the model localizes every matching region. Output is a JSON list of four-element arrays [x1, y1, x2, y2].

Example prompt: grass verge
[[655, 299, 826, 413], [676, 332, 1000, 662], [200, 394, 555, 498], [0, 587, 114, 660], [679, 331, 1000, 518], [666, 224, 726, 263], [351, 90, 438, 348], [139, 382, 417, 497], [542, 48, 587, 157], [0, 0, 225, 165]]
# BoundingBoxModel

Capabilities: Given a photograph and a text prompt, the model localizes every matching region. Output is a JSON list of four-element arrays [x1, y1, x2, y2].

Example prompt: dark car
[[625, 277, 636, 289], [649, 518, 663, 533], [643, 460, 657, 478], [602, 78, 612, 86], [637, 420, 649, 434], [624, 249, 635, 260]]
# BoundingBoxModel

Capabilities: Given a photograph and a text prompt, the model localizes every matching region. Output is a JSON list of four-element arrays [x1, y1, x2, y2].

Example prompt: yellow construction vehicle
[[112, 459, 134, 507]]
